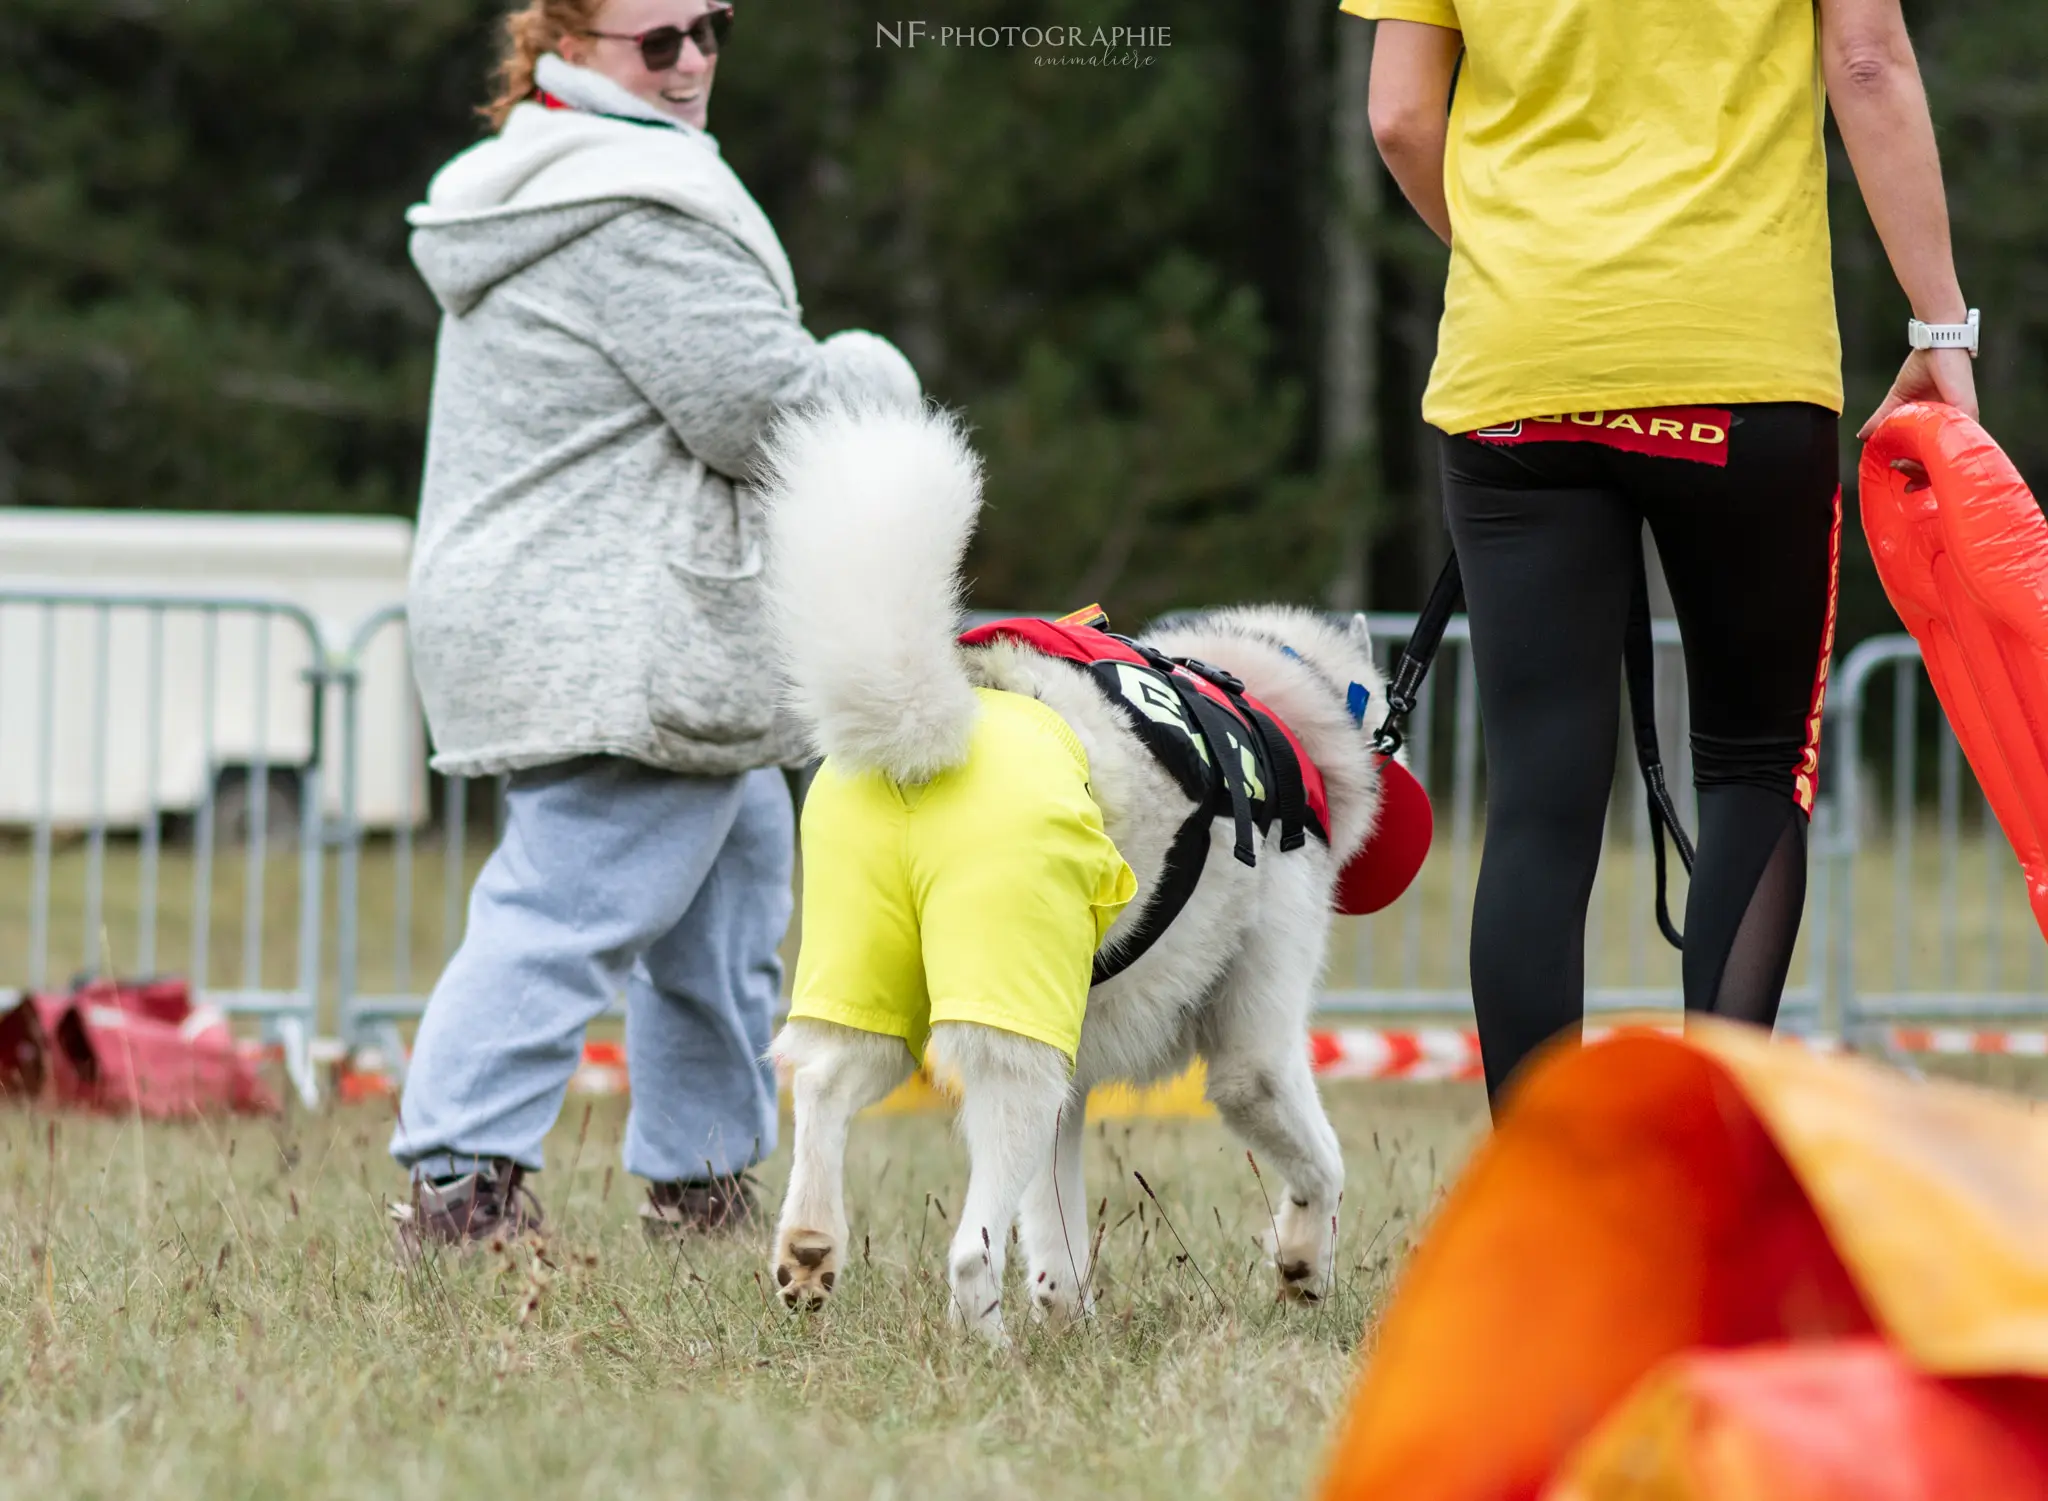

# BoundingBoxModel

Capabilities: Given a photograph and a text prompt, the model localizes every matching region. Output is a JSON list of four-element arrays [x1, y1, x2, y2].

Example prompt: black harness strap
[[1092, 810, 1213, 987], [1172, 679, 1260, 868], [1089, 668, 1243, 987], [1175, 657, 1315, 854], [1114, 638, 1261, 865], [1240, 701, 1310, 851], [1090, 645, 1305, 986], [1379, 545, 1697, 951]]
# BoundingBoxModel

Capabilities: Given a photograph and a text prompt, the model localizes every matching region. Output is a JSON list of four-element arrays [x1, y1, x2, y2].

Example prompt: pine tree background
[[2, 0, 2042, 644]]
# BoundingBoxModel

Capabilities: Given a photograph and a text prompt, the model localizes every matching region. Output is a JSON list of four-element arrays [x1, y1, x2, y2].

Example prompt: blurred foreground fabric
[[1319, 1019, 2048, 1500]]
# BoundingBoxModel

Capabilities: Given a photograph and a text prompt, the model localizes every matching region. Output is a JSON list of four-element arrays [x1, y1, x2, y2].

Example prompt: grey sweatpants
[[390, 758, 793, 1183]]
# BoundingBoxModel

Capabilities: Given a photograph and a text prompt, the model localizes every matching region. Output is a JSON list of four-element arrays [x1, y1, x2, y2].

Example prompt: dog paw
[[1269, 1199, 1336, 1304], [1028, 1268, 1092, 1329], [948, 1258, 1010, 1347], [773, 1229, 839, 1310], [1274, 1254, 1327, 1303], [947, 1293, 1011, 1349]]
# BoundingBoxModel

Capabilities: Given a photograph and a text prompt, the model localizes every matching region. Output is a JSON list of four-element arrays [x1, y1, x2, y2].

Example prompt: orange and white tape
[[569, 1040, 629, 1095], [1302, 1023, 1836, 1083], [334, 1040, 630, 1102], [324, 1023, 2046, 1114], [868, 1030, 1490, 1117], [1309, 1027, 1485, 1082], [1302, 1022, 2048, 1072], [1879, 1027, 2048, 1058]]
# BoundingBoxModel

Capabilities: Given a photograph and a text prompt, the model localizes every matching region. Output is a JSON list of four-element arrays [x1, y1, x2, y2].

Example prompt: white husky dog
[[757, 402, 1387, 1342]]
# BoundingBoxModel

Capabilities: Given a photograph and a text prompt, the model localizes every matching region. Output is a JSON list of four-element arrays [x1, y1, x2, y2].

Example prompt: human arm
[[593, 207, 921, 477], [1364, 18, 1463, 247], [1819, 0, 1977, 436]]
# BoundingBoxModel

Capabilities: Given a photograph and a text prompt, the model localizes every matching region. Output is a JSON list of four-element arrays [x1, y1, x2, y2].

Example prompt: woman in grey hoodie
[[390, 0, 921, 1249]]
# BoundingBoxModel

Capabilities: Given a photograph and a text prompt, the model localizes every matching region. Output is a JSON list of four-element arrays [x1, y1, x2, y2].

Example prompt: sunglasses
[[580, 5, 733, 71]]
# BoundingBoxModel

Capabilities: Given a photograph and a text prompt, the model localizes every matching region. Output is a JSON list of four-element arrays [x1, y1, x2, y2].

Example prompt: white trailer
[[0, 509, 424, 832]]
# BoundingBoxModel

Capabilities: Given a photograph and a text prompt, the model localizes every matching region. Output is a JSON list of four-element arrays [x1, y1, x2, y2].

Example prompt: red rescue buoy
[[1861, 403, 2048, 941]]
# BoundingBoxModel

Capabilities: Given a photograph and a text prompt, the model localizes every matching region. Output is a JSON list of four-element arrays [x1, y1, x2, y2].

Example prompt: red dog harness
[[959, 607, 1430, 983]]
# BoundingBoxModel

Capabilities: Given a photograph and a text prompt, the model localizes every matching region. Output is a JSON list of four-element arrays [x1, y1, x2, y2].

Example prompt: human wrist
[[1911, 287, 1969, 326]]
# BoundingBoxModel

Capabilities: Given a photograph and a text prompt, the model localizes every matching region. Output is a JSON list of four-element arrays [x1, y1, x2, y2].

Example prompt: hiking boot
[[639, 1173, 759, 1238], [390, 1159, 546, 1258]]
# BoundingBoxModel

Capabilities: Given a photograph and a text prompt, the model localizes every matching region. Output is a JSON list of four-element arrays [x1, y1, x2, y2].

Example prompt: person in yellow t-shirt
[[1347, 0, 1977, 1106]]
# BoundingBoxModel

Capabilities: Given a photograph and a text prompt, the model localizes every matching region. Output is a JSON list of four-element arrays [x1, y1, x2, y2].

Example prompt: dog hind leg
[[1017, 1089, 1092, 1327], [927, 1022, 1070, 1345], [771, 1020, 913, 1310]]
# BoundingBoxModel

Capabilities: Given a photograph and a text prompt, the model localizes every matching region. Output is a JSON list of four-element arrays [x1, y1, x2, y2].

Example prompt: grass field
[[0, 1082, 1484, 1501], [6, 822, 2046, 1499], [5, 790, 2042, 1496]]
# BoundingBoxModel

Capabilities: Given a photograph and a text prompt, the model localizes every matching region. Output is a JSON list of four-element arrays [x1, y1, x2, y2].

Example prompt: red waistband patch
[[1468, 407, 1733, 468]]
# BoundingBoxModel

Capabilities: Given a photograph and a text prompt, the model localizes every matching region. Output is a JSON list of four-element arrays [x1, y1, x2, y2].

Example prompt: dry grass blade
[[1131, 1170, 1224, 1312]]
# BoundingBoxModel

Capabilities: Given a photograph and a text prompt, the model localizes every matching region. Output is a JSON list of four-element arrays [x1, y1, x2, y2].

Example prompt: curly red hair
[[483, 0, 606, 129]]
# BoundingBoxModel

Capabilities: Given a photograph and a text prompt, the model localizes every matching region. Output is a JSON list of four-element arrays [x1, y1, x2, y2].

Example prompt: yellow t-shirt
[[1341, 0, 1844, 433]]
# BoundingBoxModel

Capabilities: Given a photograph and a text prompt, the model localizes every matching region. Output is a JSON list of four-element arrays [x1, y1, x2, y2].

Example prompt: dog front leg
[[771, 1021, 913, 1311], [1206, 1045, 1345, 1303], [1017, 1090, 1093, 1327]]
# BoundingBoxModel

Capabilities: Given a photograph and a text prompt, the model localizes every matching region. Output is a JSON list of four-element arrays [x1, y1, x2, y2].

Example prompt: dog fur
[[756, 401, 1388, 1342]]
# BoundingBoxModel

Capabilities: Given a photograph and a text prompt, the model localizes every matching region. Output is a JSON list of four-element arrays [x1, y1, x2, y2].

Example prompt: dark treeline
[[4, 0, 2044, 642]]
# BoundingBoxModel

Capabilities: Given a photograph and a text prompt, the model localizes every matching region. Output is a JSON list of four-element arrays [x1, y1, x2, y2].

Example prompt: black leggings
[[1441, 403, 1840, 1107]]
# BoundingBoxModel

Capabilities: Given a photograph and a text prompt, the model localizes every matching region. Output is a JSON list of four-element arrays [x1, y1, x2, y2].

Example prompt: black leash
[[1375, 546, 1696, 951], [1372, 556, 1463, 760], [1623, 549, 1697, 948]]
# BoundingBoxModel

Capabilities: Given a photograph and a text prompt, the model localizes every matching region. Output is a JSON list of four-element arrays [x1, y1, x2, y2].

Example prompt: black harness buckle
[[1173, 658, 1245, 696]]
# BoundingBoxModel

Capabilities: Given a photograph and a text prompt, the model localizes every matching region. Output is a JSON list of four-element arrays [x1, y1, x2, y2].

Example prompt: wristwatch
[[1908, 309, 1980, 356]]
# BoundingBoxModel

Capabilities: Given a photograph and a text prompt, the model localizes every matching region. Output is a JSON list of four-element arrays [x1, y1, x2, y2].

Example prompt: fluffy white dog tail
[[758, 401, 984, 783]]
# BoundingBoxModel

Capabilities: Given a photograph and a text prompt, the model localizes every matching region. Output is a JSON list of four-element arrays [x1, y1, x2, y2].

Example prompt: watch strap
[[1908, 308, 1980, 355]]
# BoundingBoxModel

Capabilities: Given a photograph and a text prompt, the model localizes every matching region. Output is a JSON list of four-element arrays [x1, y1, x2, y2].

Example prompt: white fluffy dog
[[757, 402, 1387, 1342]]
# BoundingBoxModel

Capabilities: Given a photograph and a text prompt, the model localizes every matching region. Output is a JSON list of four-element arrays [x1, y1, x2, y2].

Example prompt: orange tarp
[[1550, 1342, 2048, 1500], [1318, 1020, 2048, 1501]]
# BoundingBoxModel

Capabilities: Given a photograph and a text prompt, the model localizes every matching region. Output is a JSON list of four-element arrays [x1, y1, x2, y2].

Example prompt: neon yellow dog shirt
[[787, 688, 1138, 1065]]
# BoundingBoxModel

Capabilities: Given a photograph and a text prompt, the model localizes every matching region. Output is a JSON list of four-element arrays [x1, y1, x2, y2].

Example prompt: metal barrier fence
[[1327, 620, 2048, 1050], [1827, 635, 2048, 1047], [0, 588, 329, 1105], [4, 589, 2042, 1106], [331, 603, 505, 1080]]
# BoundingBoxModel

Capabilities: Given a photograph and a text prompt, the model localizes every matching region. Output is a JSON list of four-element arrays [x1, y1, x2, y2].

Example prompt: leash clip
[[1373, 671, 1421, 757]]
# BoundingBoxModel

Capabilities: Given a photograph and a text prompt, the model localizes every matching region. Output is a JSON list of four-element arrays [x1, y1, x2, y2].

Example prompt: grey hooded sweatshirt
[[406, 56, 920, 777]]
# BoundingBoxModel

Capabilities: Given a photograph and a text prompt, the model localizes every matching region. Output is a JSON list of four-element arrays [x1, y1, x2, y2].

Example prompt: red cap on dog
[[1333, 756, 1433, 916]]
